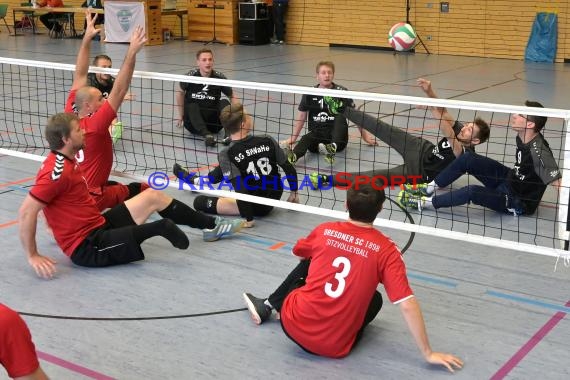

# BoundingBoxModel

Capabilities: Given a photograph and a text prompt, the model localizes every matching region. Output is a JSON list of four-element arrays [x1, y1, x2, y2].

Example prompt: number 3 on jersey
[[324, 256, 351, 298]]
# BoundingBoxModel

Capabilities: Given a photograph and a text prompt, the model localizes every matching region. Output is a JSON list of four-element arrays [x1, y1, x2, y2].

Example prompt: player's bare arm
[[70, 12, 101, 91], [107, 26, 147, 112], [18, 195, 57, 279], [399, 297, 463, 373]]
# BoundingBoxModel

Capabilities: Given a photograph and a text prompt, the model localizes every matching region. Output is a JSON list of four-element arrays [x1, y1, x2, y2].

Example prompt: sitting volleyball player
[[87, 54, 136, 144], [311, 78, 490, 188], [19, 113, 245, 279], [242, 183, 463, 372], [398, 101, 561, 215], [280, 61, 376, 165], [174, 103, 299, 227]]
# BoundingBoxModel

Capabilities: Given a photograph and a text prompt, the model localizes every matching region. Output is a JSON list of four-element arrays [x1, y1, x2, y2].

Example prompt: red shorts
[[89, 182, 150, 210], [89, 184, 130, 211]]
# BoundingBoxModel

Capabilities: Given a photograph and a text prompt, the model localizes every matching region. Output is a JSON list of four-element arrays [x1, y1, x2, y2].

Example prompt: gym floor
[[1, 33, 569, 379]]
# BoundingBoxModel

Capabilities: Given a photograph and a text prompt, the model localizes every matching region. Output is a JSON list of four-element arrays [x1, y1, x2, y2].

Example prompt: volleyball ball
[[388, 23, 417, 51]]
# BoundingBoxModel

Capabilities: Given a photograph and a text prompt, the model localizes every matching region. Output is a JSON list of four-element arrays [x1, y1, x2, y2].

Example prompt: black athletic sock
[[158, 199, 216, 229], [194, 195, 219, 214], [132, 219, 189, 249]]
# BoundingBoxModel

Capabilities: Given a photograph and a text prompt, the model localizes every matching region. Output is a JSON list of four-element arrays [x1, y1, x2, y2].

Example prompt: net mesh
[[1, 57, 569, 257]]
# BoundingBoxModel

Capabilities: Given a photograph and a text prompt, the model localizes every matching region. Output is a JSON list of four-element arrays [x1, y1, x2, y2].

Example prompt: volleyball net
[[1, 57, 570, 258]]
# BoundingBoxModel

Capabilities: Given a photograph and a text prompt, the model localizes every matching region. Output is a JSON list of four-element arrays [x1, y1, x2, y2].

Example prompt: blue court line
[[234, 235, 457, 288], [6, 185, 30, 193], [406, 272, 458, 288], [486, 290, 570, 313], [235, 234, 293, 251]]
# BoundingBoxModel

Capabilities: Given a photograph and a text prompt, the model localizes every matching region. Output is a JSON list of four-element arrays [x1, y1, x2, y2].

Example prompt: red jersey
[[0, 304, 39, 378], [281, 221, 413, 358], [30, 152, 105, 256], [65, 90, 117, 188]]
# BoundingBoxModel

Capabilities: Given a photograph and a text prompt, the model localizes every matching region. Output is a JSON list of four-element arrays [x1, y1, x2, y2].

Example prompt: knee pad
[[193, 195, 219, 214]]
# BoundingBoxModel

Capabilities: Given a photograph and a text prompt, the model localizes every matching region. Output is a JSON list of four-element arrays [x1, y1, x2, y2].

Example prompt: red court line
[[37, 350, 115, 380], [269, 242, 286, 251], [0, 220, 18, 229], [0, 176, 35, 189], [490, 299, 570, 380]]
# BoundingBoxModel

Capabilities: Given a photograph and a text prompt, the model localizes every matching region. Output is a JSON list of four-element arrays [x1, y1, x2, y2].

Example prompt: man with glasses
[[399, 101, 561, 216]]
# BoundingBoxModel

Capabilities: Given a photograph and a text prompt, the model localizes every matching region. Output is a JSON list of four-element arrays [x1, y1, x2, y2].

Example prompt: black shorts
[[70, 203, 144, 268]]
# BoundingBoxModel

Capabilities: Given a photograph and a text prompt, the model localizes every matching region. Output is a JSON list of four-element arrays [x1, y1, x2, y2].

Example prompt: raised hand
[[129, 25, 148, 52], [83, 10, 101, 40], [417, 78, 435, 96]]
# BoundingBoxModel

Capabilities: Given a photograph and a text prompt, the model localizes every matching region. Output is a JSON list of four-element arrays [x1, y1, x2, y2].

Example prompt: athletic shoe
[[309, 172, 330, 189], [111, 121, 123, 144], [401, 182, 433, 196], [204, 134, 216, 147], [173, 162, 190, 179], [243, 293, 272, 325], [318, 142, 337, 164], [203, 216, 245, 242], [221, 136, 232, 146], [284, 148, 297, 165], [396, 190, 426, 211], [323, 96, 344, 115], [309, 172, 321, 189]]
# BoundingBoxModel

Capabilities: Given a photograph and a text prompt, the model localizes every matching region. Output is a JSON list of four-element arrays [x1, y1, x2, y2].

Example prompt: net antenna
[[2, 57, 570, 259], [405, 0, 430, 54], [204, 0, 225, 45]]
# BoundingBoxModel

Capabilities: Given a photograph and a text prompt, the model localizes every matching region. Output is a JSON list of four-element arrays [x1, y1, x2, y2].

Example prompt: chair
[[18, 2, 38, 34], [0, 4, 10, 34], [47, 5, 74, 38]]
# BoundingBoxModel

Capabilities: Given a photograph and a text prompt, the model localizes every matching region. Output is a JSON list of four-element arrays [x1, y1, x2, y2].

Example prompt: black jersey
[[180, 69, 233, 110], [87, 73, 115, 98], [422, 121, 473, 181], [215, 134, 298, 221], [507, 134, 560, 214], [218, 135, 289, 188], [298, 83, 354, 131]]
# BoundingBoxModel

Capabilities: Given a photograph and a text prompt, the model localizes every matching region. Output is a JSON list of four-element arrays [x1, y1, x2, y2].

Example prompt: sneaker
[[318, 142, 337, 164], [284, 148, 297, 165], [323, 96, 345, 115], [309, 172, 329, 189], [401, 182, 433, 196], [173, 162, 190, 179], [111, 121, 123, 144], [277, 40, 285, 45], [203, 216, 245, 242], [243, 293, 272, 325], [396, 190, 426, 211], [204, 134, 217, 147]]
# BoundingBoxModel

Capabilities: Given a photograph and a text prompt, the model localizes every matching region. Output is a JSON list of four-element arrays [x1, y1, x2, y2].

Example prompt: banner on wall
[[104, 2, 146, 43]]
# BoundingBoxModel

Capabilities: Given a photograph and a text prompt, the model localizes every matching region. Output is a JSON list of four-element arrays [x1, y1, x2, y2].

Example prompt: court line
[[0, 220, 18, 229], [269, 242, 286, 250], [489, 299, 570, 379], [37, 350, 115, 380], [0, 176, 35, 188], [486, 291, 570, 313]]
